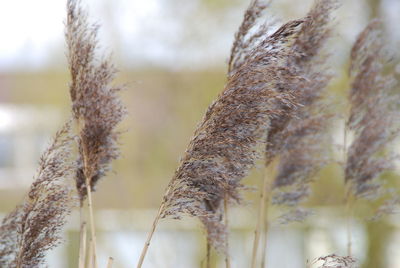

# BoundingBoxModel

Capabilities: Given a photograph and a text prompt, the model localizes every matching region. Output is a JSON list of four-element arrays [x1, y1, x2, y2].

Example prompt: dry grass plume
[[0, 123, 75, 268]]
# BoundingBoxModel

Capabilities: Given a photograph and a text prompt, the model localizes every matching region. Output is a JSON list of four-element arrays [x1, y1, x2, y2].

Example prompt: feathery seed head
[[346, 20, 400, 200], [0, 122, 75, 267], [267, 0, 337, 223], [160, 18, 305, 251], [66, 0, 126, 203]]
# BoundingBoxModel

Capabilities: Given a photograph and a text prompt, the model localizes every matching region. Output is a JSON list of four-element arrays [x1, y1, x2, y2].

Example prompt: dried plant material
[[273, 111, 332, 191], [66, 0, 126, 203], [66, 1, 126, 266], [159, 19, 305, 252], [0, 123, 75, 267], [278, 207, 314, 224], [228, 0, 273, 74], [290, 0, 338, 68], [265, 0, 337, 165], [346, 20, 400, 200], [271, 108, 333, 220], [313, 254, 358, 268], [267, 0, 337, 223], [370, 195, 400, 221], [78, 222, 87, 268], [253, 4, 336, 264]]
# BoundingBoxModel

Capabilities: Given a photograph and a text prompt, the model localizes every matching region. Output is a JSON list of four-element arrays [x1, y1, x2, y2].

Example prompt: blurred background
[[0, 0, 400, 267]]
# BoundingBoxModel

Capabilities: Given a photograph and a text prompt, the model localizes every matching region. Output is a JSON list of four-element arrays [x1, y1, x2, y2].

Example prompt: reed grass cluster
[[251, 1, 337, 266], [0, 0, 125, 267], [66, 0, 126, 265], [0, 0, 399, 267], [159, 18, 305, 252]]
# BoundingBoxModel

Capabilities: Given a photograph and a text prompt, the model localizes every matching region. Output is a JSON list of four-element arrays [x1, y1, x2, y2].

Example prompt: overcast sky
[[0, 0, 398, 71]]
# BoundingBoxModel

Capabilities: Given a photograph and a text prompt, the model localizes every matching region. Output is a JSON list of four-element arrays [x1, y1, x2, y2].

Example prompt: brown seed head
[[161, 19, 305, 251], [0, 122, 75, 267], [66, 0, 126, 203]]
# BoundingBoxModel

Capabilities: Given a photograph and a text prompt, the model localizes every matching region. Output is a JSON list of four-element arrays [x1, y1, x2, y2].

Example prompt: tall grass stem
[[224, 195, 231, 268], [85, 178, 98, 268], [206, 242, 211, 268], [87, 239, 94, 268], [251, 168, 272, 268], [78, 209, 87, 268], [107, 257, 114, 268], [260, 181, 270, 268], [136, 203, 165, 268], [343, 121, 352, 256]]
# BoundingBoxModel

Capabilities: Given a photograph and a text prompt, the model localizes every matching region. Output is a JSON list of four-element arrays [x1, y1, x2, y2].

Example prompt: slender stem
[[77, 119, 98, 267], [343, 120, 352, 256], [260, 199, 269, 268], [78, 206, 87, 268], [343, 120, 348, 164], [346, 196, 352, 256], [136, 203, 165, 268], [87, 239, 94, 268], [206, 241, 211, 268], [251, 168, 272, 268], [85, 177, 98, 268], [261, 169, 273, 267], [224, 195, 231, 268], [107, 257, 114, 268]]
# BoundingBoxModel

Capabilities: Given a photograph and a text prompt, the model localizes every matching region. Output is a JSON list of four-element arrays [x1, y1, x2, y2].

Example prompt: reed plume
[[343, 19, 400, 257], [137, 18, 305, 266], [215, 1, 274, 262], [266, 0, 337, 165], [267, 0, 337, 223], [0, 123, 75, 268], [161, 18, 305, 251], [271, 0, 338, 202], [228, 0, 272, 75], [66, 0, 126, 203], [253, 1, 337, 265], [346, 20, 400, 201], [272, 106, 333, 223], [66, 0, 126, 266]]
